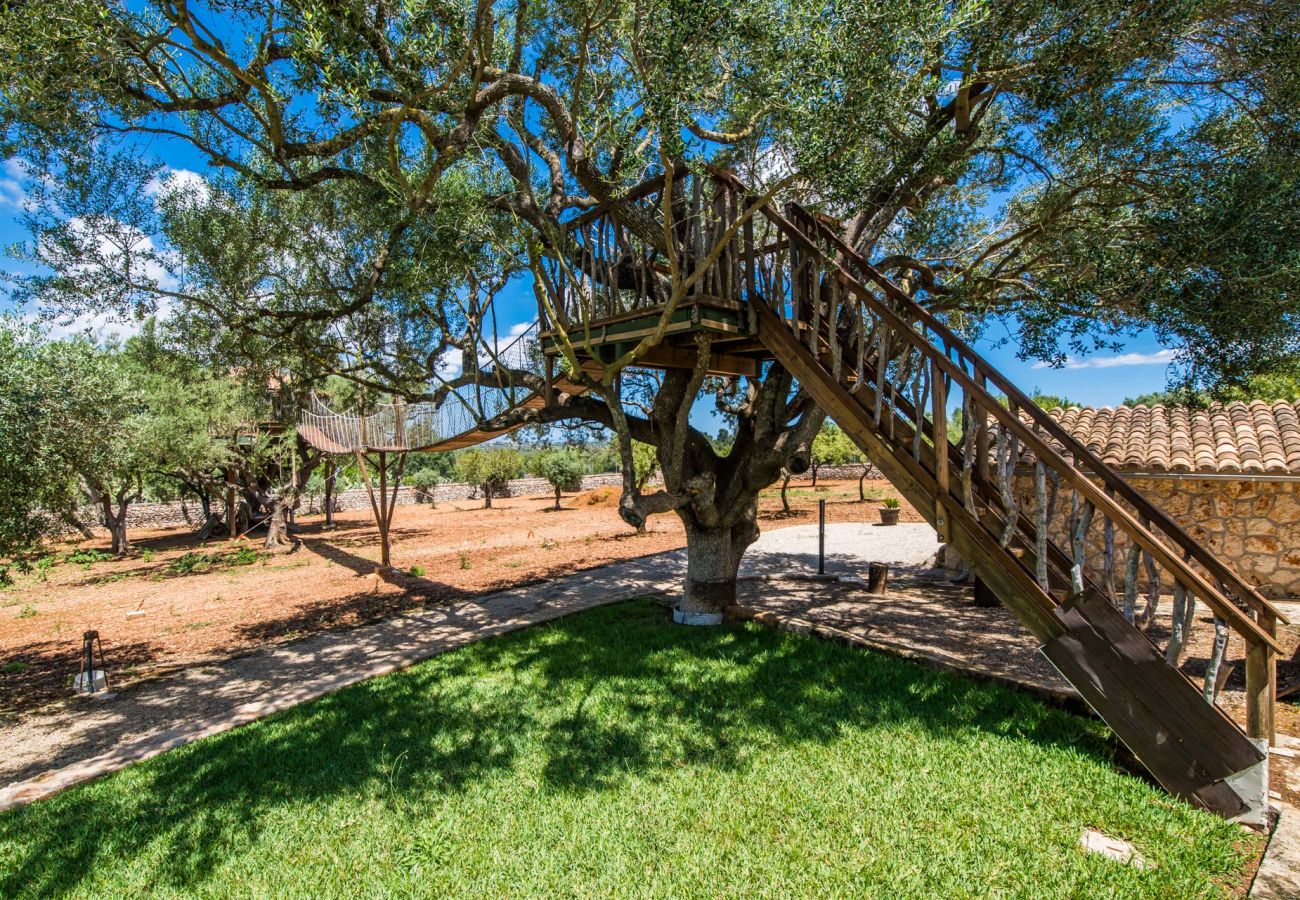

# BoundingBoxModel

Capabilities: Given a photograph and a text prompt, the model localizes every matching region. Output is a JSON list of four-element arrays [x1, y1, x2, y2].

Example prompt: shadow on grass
[[0, 599, 1118, 896]]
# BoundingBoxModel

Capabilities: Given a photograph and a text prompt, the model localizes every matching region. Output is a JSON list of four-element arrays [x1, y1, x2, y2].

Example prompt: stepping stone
[[1080, 828, 1149, 868]]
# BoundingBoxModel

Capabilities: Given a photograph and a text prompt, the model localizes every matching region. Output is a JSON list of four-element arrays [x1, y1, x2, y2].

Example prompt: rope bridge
[[298, 322, 552, 454]]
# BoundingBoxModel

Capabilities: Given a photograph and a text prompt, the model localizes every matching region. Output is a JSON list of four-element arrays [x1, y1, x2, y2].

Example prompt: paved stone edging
[[0, 553, 687, 812]]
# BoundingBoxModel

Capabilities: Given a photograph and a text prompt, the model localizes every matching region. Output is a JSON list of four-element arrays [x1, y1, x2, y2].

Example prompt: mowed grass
[[0, 600, 1259, 898]]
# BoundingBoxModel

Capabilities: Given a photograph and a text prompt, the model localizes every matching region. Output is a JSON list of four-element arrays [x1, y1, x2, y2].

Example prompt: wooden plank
[[635, 344, 759, 377], [1246, 610, 1276, 745], [1042, 589, 1264, 816]]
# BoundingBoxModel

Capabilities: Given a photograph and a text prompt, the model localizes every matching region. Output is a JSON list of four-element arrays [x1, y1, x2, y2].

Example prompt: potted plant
[[878, 497, 901, 526]]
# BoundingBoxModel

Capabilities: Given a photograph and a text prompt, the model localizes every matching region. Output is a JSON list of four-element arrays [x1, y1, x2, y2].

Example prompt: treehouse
[[301, 167, 1287, 823]]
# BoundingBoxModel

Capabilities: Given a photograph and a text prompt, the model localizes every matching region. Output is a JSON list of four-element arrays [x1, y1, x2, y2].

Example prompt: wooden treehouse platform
[[538, 296, 781, 378]]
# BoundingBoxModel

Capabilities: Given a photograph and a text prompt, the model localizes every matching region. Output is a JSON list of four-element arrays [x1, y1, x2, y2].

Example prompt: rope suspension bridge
[[299, 167, 1286, 822]]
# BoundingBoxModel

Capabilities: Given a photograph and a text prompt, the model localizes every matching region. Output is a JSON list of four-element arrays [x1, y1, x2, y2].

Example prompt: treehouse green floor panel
[[0, 600, 1257, 898]]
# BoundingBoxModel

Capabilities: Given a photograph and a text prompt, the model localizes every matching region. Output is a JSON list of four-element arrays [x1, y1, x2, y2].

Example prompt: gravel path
[[741, 522, 941, 576], [0, 523, 937, 810]]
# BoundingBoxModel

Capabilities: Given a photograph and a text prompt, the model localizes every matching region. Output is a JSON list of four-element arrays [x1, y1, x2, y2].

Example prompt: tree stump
[[867, 562, 889, 595]]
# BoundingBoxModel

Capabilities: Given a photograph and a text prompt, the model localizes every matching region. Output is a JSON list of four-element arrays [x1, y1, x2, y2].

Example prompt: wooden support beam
[[1246, 610, 1277, 745], [636, 344, 759, 376], [225, 467, 237, 539]]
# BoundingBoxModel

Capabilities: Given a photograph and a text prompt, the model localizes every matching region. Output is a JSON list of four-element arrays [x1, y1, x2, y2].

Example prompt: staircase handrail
[[781, 202, 1286, 630]]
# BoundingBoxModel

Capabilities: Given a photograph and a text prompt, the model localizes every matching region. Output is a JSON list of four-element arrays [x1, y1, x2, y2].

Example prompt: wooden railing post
[[1246, 612, 1277, 746], [931, 356, 949, 543]]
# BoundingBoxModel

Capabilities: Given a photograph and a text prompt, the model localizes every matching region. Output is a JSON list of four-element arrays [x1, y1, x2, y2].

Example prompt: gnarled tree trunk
[[675, 513, 758, 624]]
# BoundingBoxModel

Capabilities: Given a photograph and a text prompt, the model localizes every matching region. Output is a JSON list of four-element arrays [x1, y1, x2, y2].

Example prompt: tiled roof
[[1046, 401, 1300, 475]]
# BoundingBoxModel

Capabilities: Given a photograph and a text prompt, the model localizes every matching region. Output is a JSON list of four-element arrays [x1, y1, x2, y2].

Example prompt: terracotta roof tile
[[1037, 401, 1300, 475]]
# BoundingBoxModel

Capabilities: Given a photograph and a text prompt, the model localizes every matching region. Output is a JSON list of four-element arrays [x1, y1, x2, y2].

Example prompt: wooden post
[[226, 467, 237, 539], [867, 562, 889, 595], [323, 460, 335, 529], [1246, 611, 1277, 745], [818, 499, 826, 575], [972, 576, 1000, 608], [376, 451, 391, 570], [974, 372, 990, 485], [931, 356, 948, 543], [354, 450, 387, 572]]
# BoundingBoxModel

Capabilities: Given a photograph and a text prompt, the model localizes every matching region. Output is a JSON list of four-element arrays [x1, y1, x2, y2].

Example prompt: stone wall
[[1011, 473, 1300, 600], [63, 463, 884, 537], [63, 473, 629, 534]]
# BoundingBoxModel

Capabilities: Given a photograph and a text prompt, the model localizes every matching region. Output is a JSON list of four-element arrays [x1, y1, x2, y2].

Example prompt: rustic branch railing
[[545, 166, 1282, 756]]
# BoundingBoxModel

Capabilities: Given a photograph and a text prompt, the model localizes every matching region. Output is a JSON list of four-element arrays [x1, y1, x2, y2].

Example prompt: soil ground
[[0, 478, 917, 719]]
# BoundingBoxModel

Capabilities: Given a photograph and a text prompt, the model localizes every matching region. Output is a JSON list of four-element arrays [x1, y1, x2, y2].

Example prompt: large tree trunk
[[103, 494, 131, 557], [483, 482, 493, 509], [264, 498, 290, 549], [323, 461, 336, 528], [553, 484, 562, 510], [674, 513, 757, 625]]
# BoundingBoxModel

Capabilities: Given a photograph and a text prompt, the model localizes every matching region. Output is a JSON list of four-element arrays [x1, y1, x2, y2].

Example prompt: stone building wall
[[1011, 474, 1300, 600]]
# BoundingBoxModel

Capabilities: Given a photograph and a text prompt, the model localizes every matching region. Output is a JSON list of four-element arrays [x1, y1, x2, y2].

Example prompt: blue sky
[[0, 153, 1181, 419]]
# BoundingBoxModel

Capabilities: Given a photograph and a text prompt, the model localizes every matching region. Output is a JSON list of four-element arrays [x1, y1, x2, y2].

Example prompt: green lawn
[[0, 600, 1258, 898]]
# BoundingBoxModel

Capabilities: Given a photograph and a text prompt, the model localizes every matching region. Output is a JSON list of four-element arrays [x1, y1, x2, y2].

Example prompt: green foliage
[[408, 469, 442, 494], [1126, 367, 1300, 406], [169, 548, 263, 575], [811, 422, 860, 468], [457, 448, 525, 493], [169, 552, 214, 576], [881, 498, 901, 509], [408, 565, 425, 577], [631, 442, 658, 490], [531, 449, 586, 494], [0, 320, 120, 558], [1030, 392, 1080, 412], [0, 318, 254, 560], [0, 601, 1258, 897], [66, 548, 113, 567]]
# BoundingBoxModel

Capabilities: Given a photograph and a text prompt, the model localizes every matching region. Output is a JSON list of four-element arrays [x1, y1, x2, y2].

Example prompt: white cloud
[[144, 167, 210, 203], [0, 158, 29, 210], [435, 322, 535, 382], [32, 310, 145, 343], [1033, 349, 1177, 370]]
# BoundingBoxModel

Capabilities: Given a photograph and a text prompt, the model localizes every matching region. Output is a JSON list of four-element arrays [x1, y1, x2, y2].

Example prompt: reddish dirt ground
[[0, 479, 917, 718]]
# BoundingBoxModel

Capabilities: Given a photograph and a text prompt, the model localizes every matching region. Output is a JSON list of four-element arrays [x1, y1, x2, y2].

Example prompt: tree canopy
[[3, 0, 1298, 604]]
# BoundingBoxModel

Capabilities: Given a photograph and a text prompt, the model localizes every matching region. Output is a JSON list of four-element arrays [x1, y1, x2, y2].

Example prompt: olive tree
[[4, 0, 1298, 619], [531, 448, 585, 510], [457, 448, 524, 509]]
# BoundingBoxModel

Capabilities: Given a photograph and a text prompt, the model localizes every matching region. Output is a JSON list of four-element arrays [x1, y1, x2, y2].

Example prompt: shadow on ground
[[0, 599, 1119, 896]]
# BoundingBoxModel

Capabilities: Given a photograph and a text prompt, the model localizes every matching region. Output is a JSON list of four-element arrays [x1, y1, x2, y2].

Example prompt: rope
[[299, 322, 544, 455]]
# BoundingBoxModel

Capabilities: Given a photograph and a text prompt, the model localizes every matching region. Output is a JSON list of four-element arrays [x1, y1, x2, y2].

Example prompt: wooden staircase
[[537, 168, 1288, 820]]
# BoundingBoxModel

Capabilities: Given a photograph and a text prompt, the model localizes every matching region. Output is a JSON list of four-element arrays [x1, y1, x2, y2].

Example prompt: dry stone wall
[[1011, 474, 1300, 600], [63, 473, 627, 535], [63, 464, 884, 537]]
